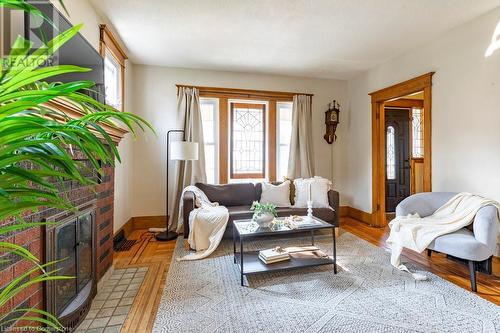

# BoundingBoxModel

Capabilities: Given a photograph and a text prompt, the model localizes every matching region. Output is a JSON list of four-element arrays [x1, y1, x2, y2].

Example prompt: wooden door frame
[[369, 72, 434, 227]]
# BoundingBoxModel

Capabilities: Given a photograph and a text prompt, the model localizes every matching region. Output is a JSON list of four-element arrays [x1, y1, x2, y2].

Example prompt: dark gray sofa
[[182, 182, 339, 238]]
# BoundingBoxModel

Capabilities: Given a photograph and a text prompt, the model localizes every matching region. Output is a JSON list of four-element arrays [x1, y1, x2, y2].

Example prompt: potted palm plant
[[0, 0, 154, 331]]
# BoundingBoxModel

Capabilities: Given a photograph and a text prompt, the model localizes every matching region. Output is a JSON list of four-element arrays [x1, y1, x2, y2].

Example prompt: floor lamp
[[155, 130, 199, 241]]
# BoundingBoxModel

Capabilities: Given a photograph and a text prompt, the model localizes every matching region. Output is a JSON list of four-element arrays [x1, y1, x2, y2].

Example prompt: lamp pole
[[156, 129, 184, 241]]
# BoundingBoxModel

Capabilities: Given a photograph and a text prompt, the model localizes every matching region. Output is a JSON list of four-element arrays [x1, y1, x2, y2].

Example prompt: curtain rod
[[175, 84, 314, 97]]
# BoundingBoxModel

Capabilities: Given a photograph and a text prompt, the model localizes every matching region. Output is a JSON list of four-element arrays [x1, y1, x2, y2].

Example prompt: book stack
[[259, 247, 290, 264]]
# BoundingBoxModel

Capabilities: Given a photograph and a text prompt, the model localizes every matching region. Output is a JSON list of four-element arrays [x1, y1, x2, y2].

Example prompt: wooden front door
[[385, 109, 411, 212]]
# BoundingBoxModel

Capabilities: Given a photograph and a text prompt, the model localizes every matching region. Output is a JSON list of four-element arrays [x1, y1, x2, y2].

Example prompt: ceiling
[[89, 0, 500, 79]]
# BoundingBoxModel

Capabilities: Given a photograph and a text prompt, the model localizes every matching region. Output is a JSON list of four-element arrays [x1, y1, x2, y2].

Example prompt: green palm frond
[[0, 221, 57, 236], [0, 241, 40, 264], [2, 308, 63, 332]]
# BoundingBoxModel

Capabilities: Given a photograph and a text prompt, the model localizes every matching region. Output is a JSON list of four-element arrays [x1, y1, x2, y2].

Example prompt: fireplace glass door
[[55, 222, 77, 314], [77, 213, 92, 291], [53, 210, 94, 315]]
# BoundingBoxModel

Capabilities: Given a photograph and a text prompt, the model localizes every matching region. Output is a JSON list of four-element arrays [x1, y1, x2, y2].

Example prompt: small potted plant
[[250, 201, 277, 228]]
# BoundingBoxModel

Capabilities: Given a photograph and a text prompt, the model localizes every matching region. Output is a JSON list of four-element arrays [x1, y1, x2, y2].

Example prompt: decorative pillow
[[284, 176, 296, 205], [293, 177, 331, 208], [259, 180, 291, 207]]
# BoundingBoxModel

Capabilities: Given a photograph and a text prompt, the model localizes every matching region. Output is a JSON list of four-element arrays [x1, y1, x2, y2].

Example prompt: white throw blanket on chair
[[176, 186, 229, 261], [386, 192, 500, 280]]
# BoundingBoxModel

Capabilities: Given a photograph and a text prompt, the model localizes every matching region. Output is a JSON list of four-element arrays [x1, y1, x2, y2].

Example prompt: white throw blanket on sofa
[[386, 192, 500, 280], [177, 186, 229, 261]]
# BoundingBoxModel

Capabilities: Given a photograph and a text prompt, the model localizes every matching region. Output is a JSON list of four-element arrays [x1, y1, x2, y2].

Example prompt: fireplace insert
[[44, 201, 97, 330]]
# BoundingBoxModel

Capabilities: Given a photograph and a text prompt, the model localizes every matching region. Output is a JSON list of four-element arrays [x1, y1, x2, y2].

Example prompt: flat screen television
[[24, 0, 105, 104]]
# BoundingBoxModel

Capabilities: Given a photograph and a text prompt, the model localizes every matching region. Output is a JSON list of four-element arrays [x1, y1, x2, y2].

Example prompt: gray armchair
[[396, 192, 499, 292]]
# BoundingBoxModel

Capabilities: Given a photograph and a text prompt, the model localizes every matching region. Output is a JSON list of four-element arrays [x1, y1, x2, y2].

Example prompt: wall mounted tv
[[24, 0, 105, 104]]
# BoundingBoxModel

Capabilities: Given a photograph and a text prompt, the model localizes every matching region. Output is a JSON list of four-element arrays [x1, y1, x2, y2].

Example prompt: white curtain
[[287, 94, 315, 179], [171, 87, 206, 232]]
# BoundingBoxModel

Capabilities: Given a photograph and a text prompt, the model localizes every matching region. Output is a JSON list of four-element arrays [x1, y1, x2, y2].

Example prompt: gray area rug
[[153, 232, 500, 333]]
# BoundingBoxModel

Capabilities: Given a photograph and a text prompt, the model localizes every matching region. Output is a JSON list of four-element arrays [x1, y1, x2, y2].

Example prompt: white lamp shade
[[170, 141, 199, 160]]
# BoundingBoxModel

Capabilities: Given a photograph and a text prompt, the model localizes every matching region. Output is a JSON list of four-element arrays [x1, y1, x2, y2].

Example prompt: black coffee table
[[232, 217, 337, 286]]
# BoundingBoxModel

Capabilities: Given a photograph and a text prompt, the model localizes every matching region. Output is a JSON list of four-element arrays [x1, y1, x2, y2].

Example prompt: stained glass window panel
[[231, 103, 265, 178], [386, 126, 396, 180], [412, 108, 424, 158]]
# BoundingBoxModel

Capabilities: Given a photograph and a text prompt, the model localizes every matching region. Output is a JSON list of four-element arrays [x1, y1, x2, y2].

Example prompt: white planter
[[253, 212, 274, 228]]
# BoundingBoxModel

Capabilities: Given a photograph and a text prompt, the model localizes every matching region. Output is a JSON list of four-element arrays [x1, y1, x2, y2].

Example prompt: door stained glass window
[[386, 126, 396, 180], [230, 103, 266, 179], [412, 108, 424, 158]]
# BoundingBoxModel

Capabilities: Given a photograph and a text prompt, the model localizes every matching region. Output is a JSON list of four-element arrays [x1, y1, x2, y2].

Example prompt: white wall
[[113, 60, 136, 232], [51, 0, 101, 50], [346, 7, 500, 213], [50, 0, 135, 232], [131, 66, 348, 217]]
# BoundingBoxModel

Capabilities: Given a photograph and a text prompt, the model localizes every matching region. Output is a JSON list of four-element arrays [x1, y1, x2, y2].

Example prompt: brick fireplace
[[0, 157, 115, 329], [0, 100, 125, 330]]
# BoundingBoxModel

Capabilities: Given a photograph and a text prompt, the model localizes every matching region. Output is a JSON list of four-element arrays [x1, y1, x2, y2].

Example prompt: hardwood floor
[[114, 218, 500, 332], [341, 217, 500, 303], [113, 230, 176, 332]]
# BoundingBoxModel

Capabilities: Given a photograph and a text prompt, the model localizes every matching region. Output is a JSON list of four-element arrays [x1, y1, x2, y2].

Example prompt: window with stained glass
[[412, 108, 424, 158], [386, 126, 396, 180], [230, 103, 266, 179]]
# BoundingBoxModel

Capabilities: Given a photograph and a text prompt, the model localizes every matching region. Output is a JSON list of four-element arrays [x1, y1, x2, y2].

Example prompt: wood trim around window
[[191, 87, 300, 184], [99, 24, 127, 111], [178, 85, 312, 101], [268, 100, 277, 181], [384, 98, 423, 108], [218, 97, 229, 184], [410, 158, 424, 195], [99, 24, 127, 65]]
